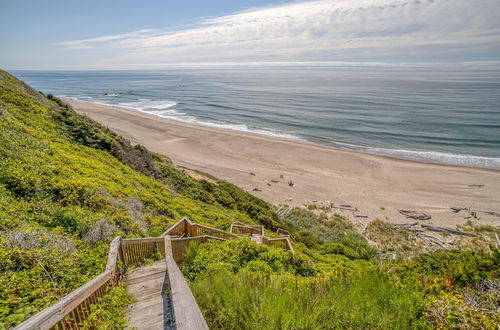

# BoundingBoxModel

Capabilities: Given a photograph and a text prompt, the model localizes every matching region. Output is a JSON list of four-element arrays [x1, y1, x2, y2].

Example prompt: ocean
[[10, 68, 500, 169]]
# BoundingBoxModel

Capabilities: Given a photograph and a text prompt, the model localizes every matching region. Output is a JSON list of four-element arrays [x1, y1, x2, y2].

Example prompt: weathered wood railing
[[262, 236, 294, 253], [230, 223, 264, 236], [163, 236, 209, 330], [276, 227, 296, 242], [170, 235, 225, 265], [163, 217, 237, 240], [121, 237, 165, 266], [167, 218, 293, 253], [191, 223, 237, 239], [276, 228, 291, 237], [15, 237, 124, 330], [163, 217, 190, 238]]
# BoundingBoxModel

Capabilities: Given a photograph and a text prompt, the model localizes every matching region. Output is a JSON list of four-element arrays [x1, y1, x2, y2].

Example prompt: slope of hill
[[0, 70, 498, 329], [0, 69, 280, 327]]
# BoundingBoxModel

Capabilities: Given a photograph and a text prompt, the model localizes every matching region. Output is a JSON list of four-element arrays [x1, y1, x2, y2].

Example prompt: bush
[[81, 283, 134, 329], [182, 238, 315, 281]]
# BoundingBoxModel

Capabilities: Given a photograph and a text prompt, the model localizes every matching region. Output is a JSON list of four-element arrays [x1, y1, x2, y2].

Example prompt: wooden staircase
[[16, 218, 293, 330]]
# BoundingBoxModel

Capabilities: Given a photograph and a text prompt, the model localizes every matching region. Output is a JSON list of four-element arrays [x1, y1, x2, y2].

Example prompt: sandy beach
[[68, 99, 500, 228]]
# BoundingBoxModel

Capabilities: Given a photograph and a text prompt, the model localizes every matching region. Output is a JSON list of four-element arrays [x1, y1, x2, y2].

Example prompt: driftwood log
[[399, 210, 431, 220], [451, 207, 468, 213], [331, 204, 359, 212], [478, 210, 500, 218], [421, 224, 476, 237]]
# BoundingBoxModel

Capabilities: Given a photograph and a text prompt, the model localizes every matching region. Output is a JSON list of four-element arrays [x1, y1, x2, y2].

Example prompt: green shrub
[[388, 248, 500, 291], [182, 238, 315, 281], [81, 283, 134, 329]]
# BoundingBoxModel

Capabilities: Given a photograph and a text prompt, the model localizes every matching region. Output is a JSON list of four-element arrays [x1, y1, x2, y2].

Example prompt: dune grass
[[191, 271, 427, 330]]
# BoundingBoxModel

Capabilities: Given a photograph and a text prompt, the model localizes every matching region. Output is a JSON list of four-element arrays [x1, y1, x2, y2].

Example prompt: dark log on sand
[[451, 207, 468, 213], [421, 224, 476, 237], [399, 210, 431, 220]]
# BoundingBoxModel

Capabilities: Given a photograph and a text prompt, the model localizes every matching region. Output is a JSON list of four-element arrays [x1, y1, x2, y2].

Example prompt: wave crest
[[365, 147, 500, 169]]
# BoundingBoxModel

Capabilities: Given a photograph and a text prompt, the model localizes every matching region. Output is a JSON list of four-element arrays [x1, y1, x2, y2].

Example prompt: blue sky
[[1, 0, 499, 69]]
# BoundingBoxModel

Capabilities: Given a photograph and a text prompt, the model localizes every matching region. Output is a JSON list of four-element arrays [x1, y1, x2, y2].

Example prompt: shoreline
[[67, 99, 500, 227], [66, 99, 500, 172]]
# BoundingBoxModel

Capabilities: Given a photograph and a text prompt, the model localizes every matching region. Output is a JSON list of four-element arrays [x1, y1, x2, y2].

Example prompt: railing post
[[164, 235, 173, 257], [119, 243, 125, 264]]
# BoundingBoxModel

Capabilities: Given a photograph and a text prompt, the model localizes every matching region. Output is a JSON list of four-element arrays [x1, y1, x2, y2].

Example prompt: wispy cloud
[[57, 29, 159, 50], [58, 0, 500, 67]]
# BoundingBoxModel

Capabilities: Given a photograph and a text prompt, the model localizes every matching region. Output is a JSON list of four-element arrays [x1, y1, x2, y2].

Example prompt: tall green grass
[[191, 271, 426, 329]]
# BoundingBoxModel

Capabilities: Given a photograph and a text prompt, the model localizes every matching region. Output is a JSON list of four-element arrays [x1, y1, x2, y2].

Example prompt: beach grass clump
[[278, 208, 377, 259], [191, 270, 426, 330], [365, 219, 422, 256]]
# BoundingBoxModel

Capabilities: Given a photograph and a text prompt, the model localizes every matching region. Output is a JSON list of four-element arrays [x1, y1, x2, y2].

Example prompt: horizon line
[[5, 60, 500, 71]]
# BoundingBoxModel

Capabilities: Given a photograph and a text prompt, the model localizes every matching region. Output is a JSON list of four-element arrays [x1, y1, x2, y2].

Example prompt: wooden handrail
[[191, 223, 238, 239], [164, 218, 294, 253], [164, 236, 209, 330], [15, 236, 123, 330], [106, 236, 123, 272], [263, 237, 294, 253], [162, 217, 193, 237], [276, 228, 291, 236], [170, 235, 226, 242], [230, 223, 263, 236], [122, 237, 165, 244]]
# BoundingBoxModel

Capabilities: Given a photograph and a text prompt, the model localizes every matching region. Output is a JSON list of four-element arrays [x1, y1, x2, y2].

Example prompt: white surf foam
[[80, 97, 302, 141], [118, 99, 178, 111], [174, 119, 301, 140], [364, 147, 500, 170], [65, 96, 499, 169]]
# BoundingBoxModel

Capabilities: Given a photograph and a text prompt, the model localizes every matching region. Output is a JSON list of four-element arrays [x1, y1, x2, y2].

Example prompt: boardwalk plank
[[125, 261, 174, 330]]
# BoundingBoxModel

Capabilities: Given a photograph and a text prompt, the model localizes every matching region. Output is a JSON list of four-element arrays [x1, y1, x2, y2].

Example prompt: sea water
[[11, 68, 500, 169]]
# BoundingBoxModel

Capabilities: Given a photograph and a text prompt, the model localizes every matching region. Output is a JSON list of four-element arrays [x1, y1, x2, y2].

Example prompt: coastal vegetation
[[0, 69, 276, 327], [0, 70, 498, 328]]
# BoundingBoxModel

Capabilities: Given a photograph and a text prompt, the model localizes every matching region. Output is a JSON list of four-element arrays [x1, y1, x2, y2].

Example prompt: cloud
[[57, 29, 159, 50], [58, 0, 500, 67]]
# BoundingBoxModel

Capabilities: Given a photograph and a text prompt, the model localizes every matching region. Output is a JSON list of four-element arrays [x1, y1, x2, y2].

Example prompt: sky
[[1, 0, 499, 70]]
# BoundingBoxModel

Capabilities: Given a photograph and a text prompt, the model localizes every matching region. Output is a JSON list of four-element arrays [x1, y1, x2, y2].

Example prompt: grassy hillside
[[0, 69, 280, 327], [0, 70, 498, 329]]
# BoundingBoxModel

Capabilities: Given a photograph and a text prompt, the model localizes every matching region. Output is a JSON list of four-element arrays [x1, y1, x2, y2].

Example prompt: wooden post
[[164, 236, 173, 257], [118, 243, 125, 265]]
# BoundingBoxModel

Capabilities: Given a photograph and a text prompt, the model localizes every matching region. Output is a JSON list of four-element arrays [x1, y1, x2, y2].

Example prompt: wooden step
[[124, 261, 174, 329]]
